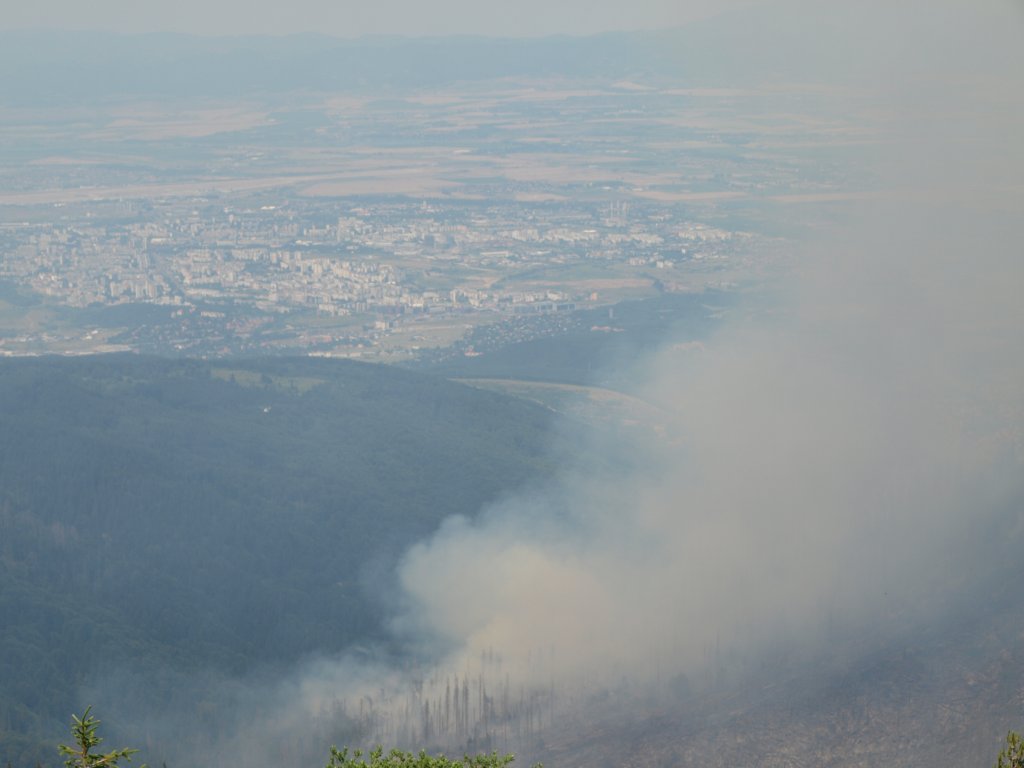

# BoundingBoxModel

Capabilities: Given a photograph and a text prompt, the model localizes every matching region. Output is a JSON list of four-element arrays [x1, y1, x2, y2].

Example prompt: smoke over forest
[[386, 0, 1024, 744], [82, 2, 1024, 766]]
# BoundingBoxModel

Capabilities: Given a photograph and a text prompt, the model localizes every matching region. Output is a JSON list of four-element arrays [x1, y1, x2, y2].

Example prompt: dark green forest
[[0, 355, 560, 765]]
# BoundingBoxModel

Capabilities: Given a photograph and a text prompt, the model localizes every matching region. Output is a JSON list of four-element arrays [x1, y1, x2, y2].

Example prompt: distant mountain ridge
[[1, 5, 1006, 103], [0, 29, 679, 103], [1, 3, 935, 107], [0, 8, 859, 105]]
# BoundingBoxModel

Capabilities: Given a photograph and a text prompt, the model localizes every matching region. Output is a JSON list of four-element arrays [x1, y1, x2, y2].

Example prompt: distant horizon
[[0, 0, 753, 39], [0, 24, 685, 41]]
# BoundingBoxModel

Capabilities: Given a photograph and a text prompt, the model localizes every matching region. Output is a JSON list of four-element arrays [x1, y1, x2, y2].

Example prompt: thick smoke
[[390, 0, 1024, 729]]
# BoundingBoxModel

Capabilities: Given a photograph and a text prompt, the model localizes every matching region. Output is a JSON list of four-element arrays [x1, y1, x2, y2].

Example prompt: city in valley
[[0, 77, 862, 359]]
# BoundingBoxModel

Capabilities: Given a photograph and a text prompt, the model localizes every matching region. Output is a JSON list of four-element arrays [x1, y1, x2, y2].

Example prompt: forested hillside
[[0, 355, 558, 765]]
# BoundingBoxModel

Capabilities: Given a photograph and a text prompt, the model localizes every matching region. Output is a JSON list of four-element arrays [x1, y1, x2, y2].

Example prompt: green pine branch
[[58, 708, 145, 768]]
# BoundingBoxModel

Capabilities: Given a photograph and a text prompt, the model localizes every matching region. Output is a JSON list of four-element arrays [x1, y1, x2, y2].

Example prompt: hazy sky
[[0, 0, 760, 37]]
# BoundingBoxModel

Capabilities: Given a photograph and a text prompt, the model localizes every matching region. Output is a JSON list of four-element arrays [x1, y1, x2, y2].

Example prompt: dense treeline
[[0, 355, 558, 766]]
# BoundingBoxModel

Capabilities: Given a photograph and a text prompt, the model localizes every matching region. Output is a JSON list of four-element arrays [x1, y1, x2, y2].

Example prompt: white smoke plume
[[387, 0, 1024, 733]]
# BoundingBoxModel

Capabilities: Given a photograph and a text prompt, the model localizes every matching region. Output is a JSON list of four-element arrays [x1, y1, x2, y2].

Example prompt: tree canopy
[[326, 746, 532, 768], [58, 708, 142, 768]]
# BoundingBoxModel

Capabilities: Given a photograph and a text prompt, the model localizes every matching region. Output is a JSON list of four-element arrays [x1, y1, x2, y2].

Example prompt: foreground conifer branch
[[58, 708, 144, 768], [996, 732, 1024, 768]]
